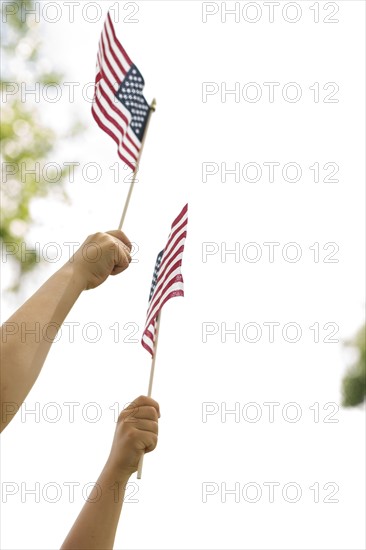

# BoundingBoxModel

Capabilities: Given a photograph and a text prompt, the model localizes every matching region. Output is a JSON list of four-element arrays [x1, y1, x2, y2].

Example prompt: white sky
[[1, 1, 365, 549]]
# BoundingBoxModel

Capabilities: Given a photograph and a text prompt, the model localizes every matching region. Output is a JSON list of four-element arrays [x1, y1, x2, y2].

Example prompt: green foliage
[[342, 325, 366, 407], [0, 0, 82, 287]]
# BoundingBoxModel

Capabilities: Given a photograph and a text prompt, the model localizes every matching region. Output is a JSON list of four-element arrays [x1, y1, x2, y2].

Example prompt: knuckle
[[119, 409, 129, 421], [137, 395, 147, 404], [124, 429, 137, 443], [125, 424, 138, 437], [120, 406, 137, 421], [148, 406, 158, 419], [91, 232, 103, 241]]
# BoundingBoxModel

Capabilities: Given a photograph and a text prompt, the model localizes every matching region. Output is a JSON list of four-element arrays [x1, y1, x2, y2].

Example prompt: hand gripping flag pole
[[137, 204, 188, 479], [92, 12, 155, 228]]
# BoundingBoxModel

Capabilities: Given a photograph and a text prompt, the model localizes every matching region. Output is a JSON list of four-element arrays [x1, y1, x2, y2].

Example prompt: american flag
[[92, 12, 150, 171], [142, 204, 188, 356]]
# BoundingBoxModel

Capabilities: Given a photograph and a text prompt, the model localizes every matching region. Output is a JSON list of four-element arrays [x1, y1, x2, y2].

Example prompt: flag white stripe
[[143, 280, 184, 353], [145, 248, 185, 327], [156, 217, 188, 275], [101, 30, 126, 84], [142, 279, 185, 353], [96, 80, 141, 156], [105, 15, 131, 73], [97, 80, 130, 129], [141, 322, 154, 353], [145, 262, 185, 330], [94, 87, 142, 157], [97, 73, 142, 151], [92, 101, 137, 166], [93, 98, 121, 141], [99, 61, 120, 93], [146, 210, 188, 311], [145, 227, 187, 316]]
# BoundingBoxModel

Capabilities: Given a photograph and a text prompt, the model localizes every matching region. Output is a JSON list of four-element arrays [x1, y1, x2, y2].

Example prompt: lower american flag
[[142, 204, 188, 356], [92, 12, 150, 171]]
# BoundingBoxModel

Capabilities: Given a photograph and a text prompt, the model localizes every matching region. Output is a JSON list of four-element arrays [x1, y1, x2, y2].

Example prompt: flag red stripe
[[96, 78, 140, 155], [157, 231, 187, 281], [100, 37, 121, 87], [145, 257, 184, 326], [91, 108, 135, 170], [94, 97, 137, 163], [107, 12, 132, 65], [142, 323, 155, 354], [142, 336, 154, 355], [103, 19, 128, 78], [145, 250, 185, 323], [97, 83, 128, 130], [145, 267, 184, 329], [172, 203, 188, 228], [156, 214, 188, 273], [96, 87, 138, 159]]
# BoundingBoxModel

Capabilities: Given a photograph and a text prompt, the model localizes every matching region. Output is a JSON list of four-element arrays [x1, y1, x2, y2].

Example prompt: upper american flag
[[142, 204, 188, 356], [92, 12, 150, 171]]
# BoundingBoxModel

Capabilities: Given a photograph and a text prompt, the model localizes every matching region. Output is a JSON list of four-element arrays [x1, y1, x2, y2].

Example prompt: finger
[[106, 230, 132, 252], [144, 433, 158, 453], [136, 431, 158, 453], [115, 241, 131, 263], [123, 396, 161, 417], [119, 242, 132, 260], [111, 242, 131, 272], [111, 250, 131, 275], [123, 405, 159, 422], [134, 419, 158, 434]]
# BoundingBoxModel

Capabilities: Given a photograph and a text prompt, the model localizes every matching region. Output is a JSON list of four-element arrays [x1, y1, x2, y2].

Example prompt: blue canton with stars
[[116, 64, 150, 140], [149, 250, 164, 302]]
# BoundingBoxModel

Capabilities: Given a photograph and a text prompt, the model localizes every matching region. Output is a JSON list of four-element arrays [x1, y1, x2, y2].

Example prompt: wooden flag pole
[[118, 98, 157, 231], [147, 313, 161, 397], [136, 312, 162, 479]]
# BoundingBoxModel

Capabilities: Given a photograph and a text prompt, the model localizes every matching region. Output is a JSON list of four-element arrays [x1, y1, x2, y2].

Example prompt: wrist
[[102, 460, 133, 485], [60, 261, 87, 293]]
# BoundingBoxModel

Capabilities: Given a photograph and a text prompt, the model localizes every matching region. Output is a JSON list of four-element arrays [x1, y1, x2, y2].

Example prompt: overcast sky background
[[1, 1, 365, 549]]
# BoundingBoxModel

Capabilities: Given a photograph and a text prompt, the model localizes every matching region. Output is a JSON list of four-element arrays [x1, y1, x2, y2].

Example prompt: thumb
[[106, 230, 132, 252]]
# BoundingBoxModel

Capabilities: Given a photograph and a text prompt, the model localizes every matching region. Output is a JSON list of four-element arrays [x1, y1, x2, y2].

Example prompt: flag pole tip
[[151, 98, 157, 111]]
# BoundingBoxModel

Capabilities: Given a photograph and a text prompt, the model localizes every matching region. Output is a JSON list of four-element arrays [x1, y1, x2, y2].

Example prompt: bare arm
[[61, 396, 160, 550], [0, 231, 132, 432]]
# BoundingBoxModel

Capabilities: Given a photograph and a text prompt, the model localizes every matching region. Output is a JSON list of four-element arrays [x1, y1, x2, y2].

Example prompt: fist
[[69, 231, 132, 290], [107, 396, 160, 479]]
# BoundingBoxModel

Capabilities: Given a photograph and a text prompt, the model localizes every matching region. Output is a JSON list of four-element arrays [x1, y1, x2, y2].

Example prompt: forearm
[[0, 263, 85, 430], [61, 396, 159, 549], [60, 465, 130, 550]]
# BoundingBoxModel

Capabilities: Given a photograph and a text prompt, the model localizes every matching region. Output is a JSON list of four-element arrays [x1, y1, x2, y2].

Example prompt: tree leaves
[[1, 0, 83, 289]]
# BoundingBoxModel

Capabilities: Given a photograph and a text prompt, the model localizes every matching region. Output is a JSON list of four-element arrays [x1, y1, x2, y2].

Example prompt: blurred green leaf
[[342, 325, 366, 407], [1, 0, 84, 288]]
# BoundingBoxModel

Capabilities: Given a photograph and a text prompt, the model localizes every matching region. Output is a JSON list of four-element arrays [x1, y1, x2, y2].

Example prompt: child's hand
[[67, 231, 132, 290], [106, 396, 160, 479]]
